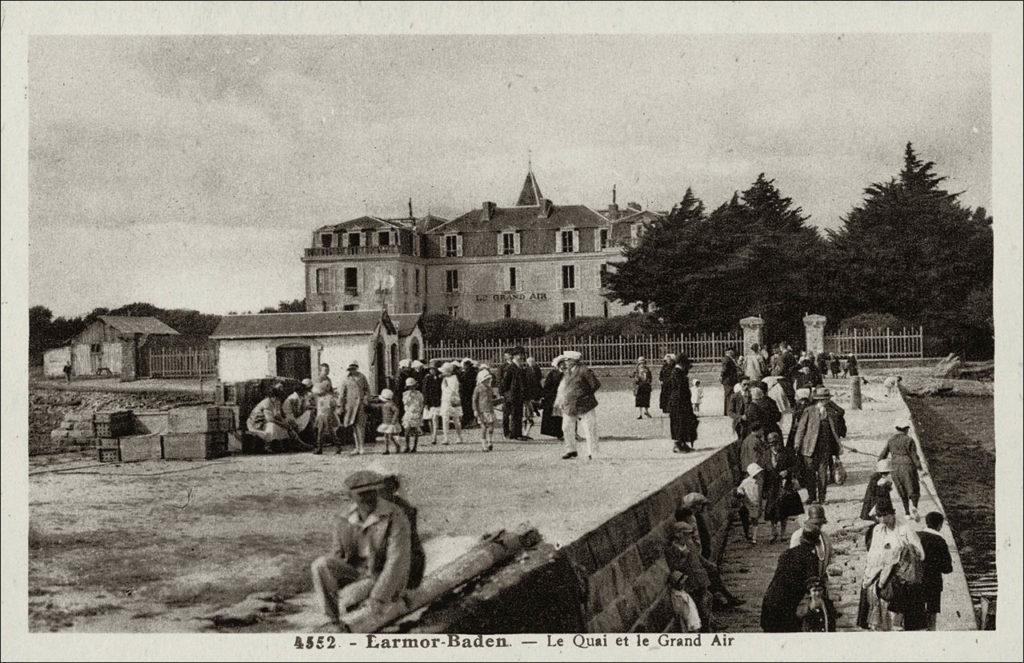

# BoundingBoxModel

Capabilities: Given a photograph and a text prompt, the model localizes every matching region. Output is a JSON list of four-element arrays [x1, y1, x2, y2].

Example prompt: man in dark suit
[[500, 346, 528, 440], [918, 511, 954, 630], [793, 388, 847, 504], [720, 349, 742, 416], [495, 350, 512, 438]]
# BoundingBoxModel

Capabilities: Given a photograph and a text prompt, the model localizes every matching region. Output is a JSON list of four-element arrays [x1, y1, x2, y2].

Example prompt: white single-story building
[[43, 315, 180, 380], [391, 313, 424, 362], [210, 309, 401, 394]]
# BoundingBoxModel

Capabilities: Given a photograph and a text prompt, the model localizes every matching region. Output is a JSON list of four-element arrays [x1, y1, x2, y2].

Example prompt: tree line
[[604, 144, 993, 358]]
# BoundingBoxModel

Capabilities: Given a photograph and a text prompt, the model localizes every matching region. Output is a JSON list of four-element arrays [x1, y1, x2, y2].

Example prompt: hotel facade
[[301, 169, 661, 327]]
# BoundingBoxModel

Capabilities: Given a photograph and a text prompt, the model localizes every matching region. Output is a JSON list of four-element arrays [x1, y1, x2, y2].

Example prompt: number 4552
[[294, 635, 337, 649]]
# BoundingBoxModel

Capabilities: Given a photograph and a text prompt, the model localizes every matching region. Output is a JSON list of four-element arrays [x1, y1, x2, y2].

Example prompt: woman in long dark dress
[[658, 354, 675, 414], [539, 357, 565, 440], [666, 355, 699, 453], [632, 357, 653, 419]]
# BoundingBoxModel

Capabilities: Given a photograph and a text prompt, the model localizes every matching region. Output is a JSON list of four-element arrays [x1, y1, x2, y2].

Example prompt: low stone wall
[[413, 446, 738, 633]]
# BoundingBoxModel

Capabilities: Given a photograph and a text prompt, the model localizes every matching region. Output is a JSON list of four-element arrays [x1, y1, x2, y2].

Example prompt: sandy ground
[[29, 386, 734, 632]]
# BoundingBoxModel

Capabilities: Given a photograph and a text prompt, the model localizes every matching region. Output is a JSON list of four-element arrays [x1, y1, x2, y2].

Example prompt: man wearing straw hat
[[310, 470, 412, 631]]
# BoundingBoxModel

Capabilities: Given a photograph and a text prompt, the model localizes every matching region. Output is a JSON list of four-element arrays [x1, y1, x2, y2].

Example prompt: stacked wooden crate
[[94, 410, 134, 462], [163, 405, 234, 460]]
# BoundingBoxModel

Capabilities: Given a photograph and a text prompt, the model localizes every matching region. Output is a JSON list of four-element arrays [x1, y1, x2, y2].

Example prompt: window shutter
[[329, 267, 338, 294], [514, 231, 522, 255], [497, 232, 503, 256], [594, 229, 601, 252], [456, 234, 464, 257], [503, 267, 510, 291], [573, 230, 580, 253], [555, 230, 563, 254]]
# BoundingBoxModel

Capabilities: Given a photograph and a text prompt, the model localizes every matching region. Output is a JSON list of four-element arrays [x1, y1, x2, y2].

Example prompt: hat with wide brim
[[411, 360, 424, 369], [404, 377, 418, 387], [746, 462, 764, 477], [344, 470, 388, 494], [379, 389, 394, 401], [551, 355, 565, 368], [476, 370, 493, 384], [347, 361, 360, 370], [811, 388, 832, 400], [895, 423, 911, 432], [562, 350, 582, 361], [806, 504, 828, 524]]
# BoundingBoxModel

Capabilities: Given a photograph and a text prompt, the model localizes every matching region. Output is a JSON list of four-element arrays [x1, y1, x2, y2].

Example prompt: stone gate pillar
[[739, 316, 764, 351], [803, 314, 827, 355]]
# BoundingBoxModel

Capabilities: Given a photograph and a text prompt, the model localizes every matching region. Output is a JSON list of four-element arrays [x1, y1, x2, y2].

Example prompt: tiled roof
[[212, 310, 393, 339], [97, 316, 180, 336], [391, 313, 422, 337], [429, 204, 609, 234]]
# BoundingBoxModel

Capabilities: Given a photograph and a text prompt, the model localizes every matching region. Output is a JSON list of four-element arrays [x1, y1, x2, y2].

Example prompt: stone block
[[648, 489, 676, 523], [615, 546, 644, 584], [645, 592, 675, 633], [588, 608, 623, 634], [563, 539, 599, 577], [586, 527, 618, 571], [614, 592, 641, 630], [605, 510, 642, 555], [586, 564, 619, 616], [630, 500, 652, 535]]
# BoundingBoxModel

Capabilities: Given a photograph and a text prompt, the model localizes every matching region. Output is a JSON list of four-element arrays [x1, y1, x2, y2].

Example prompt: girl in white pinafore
[[439, 363, 465, 445]]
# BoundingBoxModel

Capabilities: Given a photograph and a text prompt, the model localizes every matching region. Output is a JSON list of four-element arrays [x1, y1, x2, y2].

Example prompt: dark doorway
[[276, 346, 311, 380], [374, 341, 386, 393]]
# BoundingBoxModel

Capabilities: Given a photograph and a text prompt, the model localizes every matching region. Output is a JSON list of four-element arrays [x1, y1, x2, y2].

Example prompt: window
[[501, 232, 516, 255], [560, 229, 575, 253], [445, 234, 462, 257], [415, 269, 421, 295], [504, 304, 513, 319], [445, 269, 459, 293], [561, 265, 576, 290], [315, 268, 333, 294], [320, 233, 333, 248], [402, 268, 408, 294], [347, 232, 361, 247], [599, 263, 608, 288], [344, 267, 358, 294], [599, 228, 609, 250], [378, 231, 391, 246], [508, 267, 518, 291], [563, 302, 577, 322], [90, 343, 102, 353], [603, 301, 610, 318], [447, 305, 460, 317], [342, 304, 358, 311]]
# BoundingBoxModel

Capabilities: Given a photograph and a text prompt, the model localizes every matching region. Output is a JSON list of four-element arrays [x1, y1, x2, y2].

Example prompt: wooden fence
[[824, 326, 924, 359], [425, 332, 744, 367], [140, 345, 218, 378]]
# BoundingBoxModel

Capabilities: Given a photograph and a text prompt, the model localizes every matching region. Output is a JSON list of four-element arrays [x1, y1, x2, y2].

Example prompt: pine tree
[[828, 143, 993, 356]]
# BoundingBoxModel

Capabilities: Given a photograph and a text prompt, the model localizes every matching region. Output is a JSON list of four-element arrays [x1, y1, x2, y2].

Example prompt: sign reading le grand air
[[476, 292, 548, 303]]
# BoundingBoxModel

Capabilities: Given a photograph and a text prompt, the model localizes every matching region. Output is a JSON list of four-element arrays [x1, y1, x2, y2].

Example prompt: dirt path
[[29, 386, 735, 632]]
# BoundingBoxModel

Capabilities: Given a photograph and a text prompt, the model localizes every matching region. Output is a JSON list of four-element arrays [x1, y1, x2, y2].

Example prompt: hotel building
[[301, 169, 661, 326]]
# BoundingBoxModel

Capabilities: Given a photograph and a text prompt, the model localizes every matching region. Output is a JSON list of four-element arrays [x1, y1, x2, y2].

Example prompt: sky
[[28, 34, 991, 317]]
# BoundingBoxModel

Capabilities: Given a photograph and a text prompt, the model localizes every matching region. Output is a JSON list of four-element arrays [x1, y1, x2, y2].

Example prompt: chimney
[[537, 198, 554, 219], [480, 201, 496, 222], [607, 184, 619, 219], [408, 197, 414, 219]]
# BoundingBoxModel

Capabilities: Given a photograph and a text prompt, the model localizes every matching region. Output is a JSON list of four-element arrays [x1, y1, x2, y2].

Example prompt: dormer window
[[556, 228, 579, 253], [378, 230, 391, 247], [498, 230, 521, 256], [444, 233, 463, 257], [320, 233, 333, 248], [347, 232, 361, 248], [599, 228, 609, 250]]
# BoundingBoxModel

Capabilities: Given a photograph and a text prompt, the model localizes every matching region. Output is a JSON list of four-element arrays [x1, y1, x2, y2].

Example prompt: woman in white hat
[[631, 356, 653, 419], [438, 362, 464, 445]]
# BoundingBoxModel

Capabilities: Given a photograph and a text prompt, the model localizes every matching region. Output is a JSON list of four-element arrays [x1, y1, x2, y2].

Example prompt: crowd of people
[[242, 340, 953, 634]]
